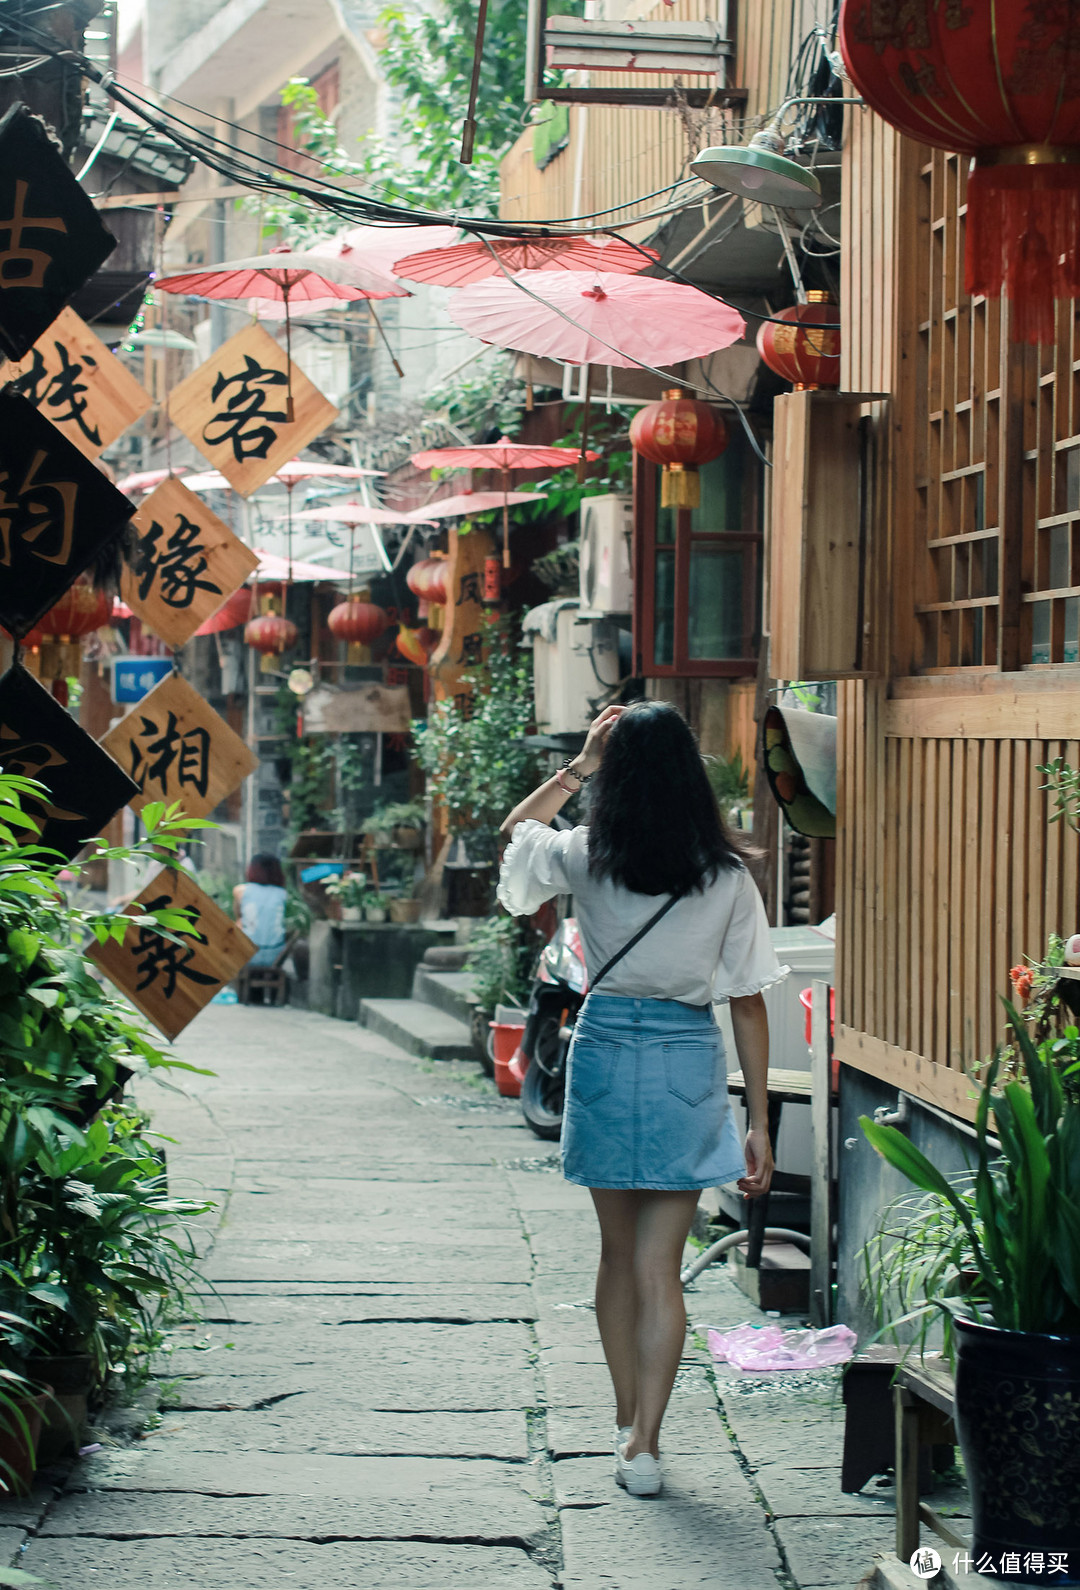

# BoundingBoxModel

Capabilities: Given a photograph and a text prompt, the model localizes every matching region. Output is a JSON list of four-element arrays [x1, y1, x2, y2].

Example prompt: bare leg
[[626, 1190, 700, 1460], [589, 1188, 642, 1428]]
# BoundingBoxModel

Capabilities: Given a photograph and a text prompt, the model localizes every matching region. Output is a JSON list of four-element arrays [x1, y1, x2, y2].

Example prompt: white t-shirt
[[497, 820, 787, 1007]]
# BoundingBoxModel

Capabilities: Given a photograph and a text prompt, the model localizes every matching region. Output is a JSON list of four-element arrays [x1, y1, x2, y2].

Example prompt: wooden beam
[[884, 690, 1080, 740], [835, 1025, 980, 1121], [94, 186, 255, 211], [809, 978, 833, 1329]]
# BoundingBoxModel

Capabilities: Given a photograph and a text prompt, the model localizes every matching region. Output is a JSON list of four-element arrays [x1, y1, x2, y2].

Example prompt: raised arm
[[500, 704, 624, 839]]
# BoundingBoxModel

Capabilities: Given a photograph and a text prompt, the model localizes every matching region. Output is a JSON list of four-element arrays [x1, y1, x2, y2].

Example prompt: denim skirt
[[560, 993, 746, 1191]]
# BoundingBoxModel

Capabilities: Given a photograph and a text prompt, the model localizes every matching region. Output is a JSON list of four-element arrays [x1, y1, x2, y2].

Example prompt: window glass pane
[[690, 449, 742, 533], [654, 549, 675, 665], [656, 499, 676, 546], [688, 545, 744, 659], [1050, 524, 1070, 589], [1031, 600, 1051, 664], [1066, 597, 1079, 664]]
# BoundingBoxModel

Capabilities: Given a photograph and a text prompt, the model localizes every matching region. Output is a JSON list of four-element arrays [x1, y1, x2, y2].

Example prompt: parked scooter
[[516, 917, 588, 1140]]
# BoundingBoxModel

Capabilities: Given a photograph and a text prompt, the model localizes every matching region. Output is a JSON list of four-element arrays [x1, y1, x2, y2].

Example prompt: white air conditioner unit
[[579, 495, 632, 617], [524, 600, 621, 734]]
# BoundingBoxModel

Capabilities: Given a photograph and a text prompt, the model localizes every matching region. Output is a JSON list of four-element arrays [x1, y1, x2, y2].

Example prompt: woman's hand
[[572, 704, 624, 778], [738, 1128, 774, 1199]]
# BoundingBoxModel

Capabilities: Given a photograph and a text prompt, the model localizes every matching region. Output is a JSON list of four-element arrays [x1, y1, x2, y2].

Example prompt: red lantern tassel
[[966, 161, 1080, 346]]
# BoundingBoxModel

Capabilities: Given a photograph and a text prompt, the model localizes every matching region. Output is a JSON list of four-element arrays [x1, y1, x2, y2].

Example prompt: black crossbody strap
[[591, 886, 689, 990]]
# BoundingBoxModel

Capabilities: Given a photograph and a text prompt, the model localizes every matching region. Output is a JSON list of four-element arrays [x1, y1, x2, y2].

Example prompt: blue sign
[[113, 655, 173, 704]]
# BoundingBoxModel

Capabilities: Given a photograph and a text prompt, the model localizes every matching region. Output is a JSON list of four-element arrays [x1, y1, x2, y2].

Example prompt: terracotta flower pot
[[393, 825, 423, 850], [388, 898, 422, 924], [30, 1354, 94, 1465]]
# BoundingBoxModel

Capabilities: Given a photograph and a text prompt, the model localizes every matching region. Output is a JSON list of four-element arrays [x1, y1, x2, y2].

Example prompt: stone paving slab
[[198, 1285, 538, 1323], [163, 1363, 538, 1412], [202, 1243, 533, 1285], [21, 1536, 554, 1588], [153, 1405, 529, 1458], [776, 1514, 897, 1588]]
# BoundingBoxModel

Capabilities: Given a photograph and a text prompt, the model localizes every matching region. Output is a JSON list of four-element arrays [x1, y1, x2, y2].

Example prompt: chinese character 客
[[132, 513, 222, 610], [130, 710, 210, 798], [202, 355, 289, 462], [133, 894, 219, 1000], [0, 180, 66, 291], [456, 571, 482, 606], [14, 340, 101, 446], [0, 447, 77, 568]]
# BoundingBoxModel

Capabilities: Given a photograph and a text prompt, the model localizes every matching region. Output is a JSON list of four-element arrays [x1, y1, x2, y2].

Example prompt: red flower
[[1009, 964, 1034, 1005]]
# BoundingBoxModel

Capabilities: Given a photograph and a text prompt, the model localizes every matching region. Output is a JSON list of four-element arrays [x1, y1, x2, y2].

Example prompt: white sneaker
[[615, 1441, 662, 1497], [612, 1423, 632, 1454]]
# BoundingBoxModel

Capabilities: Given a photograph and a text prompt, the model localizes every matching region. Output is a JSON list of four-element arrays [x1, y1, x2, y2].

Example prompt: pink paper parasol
[[410, 438, 598, 566], [288, 502, 436, 590], [393, 236, 658, 288], [312, 225, 461, 276], [117, 466, 188, 495], [401, 489, 546, 519], [445, 270, 746, 368]]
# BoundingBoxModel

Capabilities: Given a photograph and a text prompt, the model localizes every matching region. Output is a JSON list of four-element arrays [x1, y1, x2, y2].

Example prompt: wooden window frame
[[632, 451, 761, 678]]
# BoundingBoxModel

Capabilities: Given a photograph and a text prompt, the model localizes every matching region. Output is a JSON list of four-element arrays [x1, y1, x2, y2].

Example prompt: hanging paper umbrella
[[400, 489, 545, 520], [445, 269, 746, 368], [410, 438, 599, 567], [312, 224, 461, 276], [392, 236, 658, 288], [253, 550, 353, 583], [194, 586, 253, 636], [117, 466, 189, 495]]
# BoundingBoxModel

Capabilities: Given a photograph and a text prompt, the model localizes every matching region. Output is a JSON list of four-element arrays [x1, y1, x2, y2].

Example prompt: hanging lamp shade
[[756, 291, 841, 391], [327, 598, 389, 647], [690, 121, 822, 208], [629, 390, 729, 509], [839, 0, 1080, 344], [245, 613, 298, 673]]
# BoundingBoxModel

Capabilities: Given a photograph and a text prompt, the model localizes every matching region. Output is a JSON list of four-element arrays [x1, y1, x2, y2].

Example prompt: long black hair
[[586, 701, 743, 896]]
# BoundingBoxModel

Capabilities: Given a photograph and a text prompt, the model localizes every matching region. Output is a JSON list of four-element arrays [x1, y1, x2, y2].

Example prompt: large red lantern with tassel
[[245, 612, 297, 672], [629, 390, 728, 509], [37, 584, 111, 639], [839, 0, 1080, 344], [756, 292, 840, 390], [327, 598, 389, 647]]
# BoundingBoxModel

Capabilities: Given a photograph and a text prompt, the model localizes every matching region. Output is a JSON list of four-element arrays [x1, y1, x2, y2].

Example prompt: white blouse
[[497, 820, 788, 1007]]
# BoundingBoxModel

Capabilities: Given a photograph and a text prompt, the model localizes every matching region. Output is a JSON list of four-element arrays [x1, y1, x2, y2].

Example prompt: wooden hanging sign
[[90, 867, 255, 1041], [0, 307, 152, 460], [0, 390, 136, 639], [167, 323, 338, 496], [429, 525, 495, 716], [122, 477, 259, 647], [0, 104, 117, 363], [99, 671, 258, 822], [0, 663, 139, 862]]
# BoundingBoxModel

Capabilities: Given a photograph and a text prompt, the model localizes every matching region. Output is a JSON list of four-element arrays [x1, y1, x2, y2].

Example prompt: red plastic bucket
[[799, 986, 835, 1047], [490, 1022, 525, 1097]]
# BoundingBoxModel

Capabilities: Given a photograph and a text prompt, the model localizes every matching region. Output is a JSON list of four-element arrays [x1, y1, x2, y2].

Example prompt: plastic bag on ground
[[708, 1322, 857, 1374]]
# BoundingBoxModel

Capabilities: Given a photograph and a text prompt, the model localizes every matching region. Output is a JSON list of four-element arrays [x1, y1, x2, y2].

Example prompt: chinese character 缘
[[0, 180, 66, 291], [133, 513, 222, 610], [133, 894, 218, 1000], [0, 447, 77, 569], [130, 710, 210, 799], [202, 355, 289, 462]]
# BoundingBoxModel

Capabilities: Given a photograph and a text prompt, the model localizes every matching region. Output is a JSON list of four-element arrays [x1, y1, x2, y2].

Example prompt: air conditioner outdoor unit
[[524, 600, 621, 734], [579, 495, 632, 617]]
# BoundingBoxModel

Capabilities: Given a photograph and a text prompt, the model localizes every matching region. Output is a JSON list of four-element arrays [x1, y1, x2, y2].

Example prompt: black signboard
[[0, 103, 117, 362], [0, 390, 135, 637], [0, 664, 138, 862]]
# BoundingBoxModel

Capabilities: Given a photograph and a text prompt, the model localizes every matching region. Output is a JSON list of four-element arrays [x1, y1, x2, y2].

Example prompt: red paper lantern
[[629, 389, 729, 509], [839, 0, 1080, 344], [245, 612, 298, 672], [756, 291, 840, 391], [405, 557, 450, 605], [417, 626, 440, 657], [37, 583, 111, 640], [327, 598, 389, 647], [483, 555, 502, 604]]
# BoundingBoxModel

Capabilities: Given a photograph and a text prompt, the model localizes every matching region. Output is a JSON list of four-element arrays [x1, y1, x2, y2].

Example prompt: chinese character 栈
[[0, 180, 66, 291], [202, 354, 289, 463], [133, 513, 221, 610], [130, 710, 210, 799], [14, 340, 101, 446], [133, 894, 218, 1000], [0, 447, 77, 569]]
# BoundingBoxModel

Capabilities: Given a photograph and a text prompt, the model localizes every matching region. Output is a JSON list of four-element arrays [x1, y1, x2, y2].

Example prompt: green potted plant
[[861, 1004, 1080, 1573], [380, 800, 426, 851], [362, 891, 389, 924], [361, 808, 394, 847], [463, 916, 533, 1074]]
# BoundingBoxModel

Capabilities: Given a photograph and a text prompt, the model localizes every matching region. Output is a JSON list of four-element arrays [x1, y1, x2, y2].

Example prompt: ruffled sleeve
[[712, 866, 789, 1002], [497, 820, 582, 917]]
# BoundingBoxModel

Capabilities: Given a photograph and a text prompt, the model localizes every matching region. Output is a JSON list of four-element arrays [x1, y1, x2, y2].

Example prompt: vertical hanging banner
[[429, 525, 495, 716], [0, 390, 136, 638], [0, 104, 117, 362], [0, 306, 152, 460], [99, 671, 258, 821], [90, 868, 255, 1041], [122, 477, 259, 647], [167, 323, 338, 496], [0, 665, 139, 861]]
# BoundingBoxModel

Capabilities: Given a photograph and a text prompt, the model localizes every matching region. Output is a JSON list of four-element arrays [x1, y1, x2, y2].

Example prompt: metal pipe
[[681, 1225, 811, 1286]]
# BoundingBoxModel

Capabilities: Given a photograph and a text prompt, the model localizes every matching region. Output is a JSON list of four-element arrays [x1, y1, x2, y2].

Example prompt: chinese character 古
[[0, 180, 66, 290], [15, 341, 101, 445], [0, 447, 77, 568], [130, 710, 210, 798], [133, 513, 221, 609], [133, 894, 218, 1000], [456, 571, 482, 606], [202, 355, 289, 462]]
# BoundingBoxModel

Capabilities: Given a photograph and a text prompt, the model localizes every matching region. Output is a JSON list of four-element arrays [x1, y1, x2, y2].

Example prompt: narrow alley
[[7, 1007, 899, 1590]]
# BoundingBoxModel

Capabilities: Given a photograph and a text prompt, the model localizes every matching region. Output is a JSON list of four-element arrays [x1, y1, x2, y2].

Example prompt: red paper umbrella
[[401, 489, 545, 521], [117, 466, 188, 495], [194, 586, 253, 636], [410, 437, 600, 567], [393, 236, 658, 288], [839, 0, 1080, 343]]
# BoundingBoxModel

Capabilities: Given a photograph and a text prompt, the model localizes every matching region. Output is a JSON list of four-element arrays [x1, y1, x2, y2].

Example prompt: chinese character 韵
[[0, 447, 77, 568]]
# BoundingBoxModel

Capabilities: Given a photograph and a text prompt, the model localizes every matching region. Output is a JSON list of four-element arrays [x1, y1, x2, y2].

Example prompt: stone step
[[358, 997, 475, 1061], [411, 967, 479, 1026]]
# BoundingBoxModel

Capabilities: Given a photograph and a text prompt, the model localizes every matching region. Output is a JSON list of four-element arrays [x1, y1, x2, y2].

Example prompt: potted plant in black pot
[[862, 1004, 1080, 1580]]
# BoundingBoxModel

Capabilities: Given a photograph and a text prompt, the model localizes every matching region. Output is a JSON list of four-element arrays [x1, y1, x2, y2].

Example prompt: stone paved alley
[[5, 1007, 904, 1589]]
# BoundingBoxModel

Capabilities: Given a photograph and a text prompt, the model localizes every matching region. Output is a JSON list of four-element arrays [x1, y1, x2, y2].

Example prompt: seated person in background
[[233, 854, 288, 967]]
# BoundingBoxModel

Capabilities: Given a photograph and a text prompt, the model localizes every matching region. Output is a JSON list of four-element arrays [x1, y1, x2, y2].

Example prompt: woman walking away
[[233, 854, 288, 968], [498, 702, 783, 1498]]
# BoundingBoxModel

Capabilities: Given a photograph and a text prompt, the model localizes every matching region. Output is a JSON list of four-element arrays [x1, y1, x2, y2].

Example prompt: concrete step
[[359, 997, 475, 1061], [411, 967, 479, 1026]]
